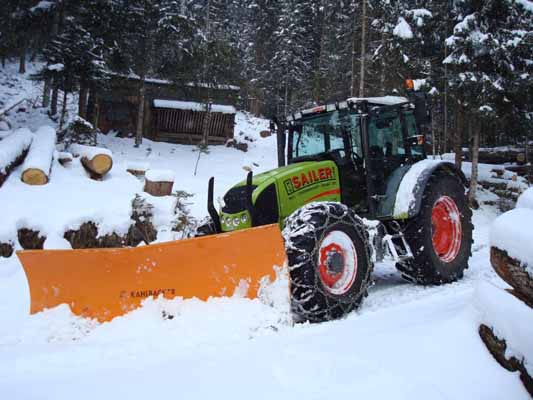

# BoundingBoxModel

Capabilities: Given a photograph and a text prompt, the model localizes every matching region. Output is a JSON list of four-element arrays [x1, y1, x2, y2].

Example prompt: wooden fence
[[152, 107, 235, 145]]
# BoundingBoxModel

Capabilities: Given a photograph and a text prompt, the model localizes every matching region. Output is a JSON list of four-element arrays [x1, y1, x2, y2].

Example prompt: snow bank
[[21, 125, 56, 173], [0, 128, 33, 173], [490, 208, 533, 275], [145, 169, 175, 182], [153, 99, 236, 114], [516, 187, 533, 210], [474, 281, 533, 376]]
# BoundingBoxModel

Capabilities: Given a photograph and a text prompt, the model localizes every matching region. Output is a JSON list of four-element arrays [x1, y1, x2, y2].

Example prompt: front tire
[[282, 202, 373, 323], [397, 174, 473, 284]]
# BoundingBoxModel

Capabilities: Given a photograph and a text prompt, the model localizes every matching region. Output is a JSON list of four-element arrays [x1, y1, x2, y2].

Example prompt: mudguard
[[390, 159, 467, 220]]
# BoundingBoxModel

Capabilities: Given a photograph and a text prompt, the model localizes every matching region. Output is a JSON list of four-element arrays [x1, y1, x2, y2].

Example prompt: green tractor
[[199, 93, 473, 323]]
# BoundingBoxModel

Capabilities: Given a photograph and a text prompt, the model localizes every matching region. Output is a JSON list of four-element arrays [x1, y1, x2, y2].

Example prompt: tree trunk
[[1, 56, 5, 69], [78, 81, 88, 119], [42, 78, 51, 108], [135, 76, 146, 147], [86, 86, 97, 126], [350, 19, 357, 97], [358, 0, 367, 98], [468, 120, 480, 206], [19, 47, 26, 74], [50, 83, 59, 116], [59, 91, 68, 131], [454, 105, 463, 170]]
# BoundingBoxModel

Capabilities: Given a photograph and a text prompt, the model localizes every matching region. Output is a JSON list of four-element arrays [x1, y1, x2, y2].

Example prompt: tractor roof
[[287, 96, 411, 122]]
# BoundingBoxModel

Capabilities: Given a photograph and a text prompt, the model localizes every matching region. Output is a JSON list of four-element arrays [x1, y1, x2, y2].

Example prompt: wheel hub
[[431, 196, 462, 263], [318, 230, 358, 295]]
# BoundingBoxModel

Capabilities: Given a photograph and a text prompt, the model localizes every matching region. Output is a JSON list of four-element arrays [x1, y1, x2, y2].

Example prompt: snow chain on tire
[[282, 202, 373, 323]]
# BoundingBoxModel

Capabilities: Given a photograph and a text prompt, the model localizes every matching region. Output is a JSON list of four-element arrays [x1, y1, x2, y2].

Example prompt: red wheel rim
[[431, 196, 462, 263], [318, 231, 358, 295]]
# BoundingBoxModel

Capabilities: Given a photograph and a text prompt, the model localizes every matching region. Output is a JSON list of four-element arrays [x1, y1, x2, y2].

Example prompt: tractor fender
[[392, 159, 467, 220]]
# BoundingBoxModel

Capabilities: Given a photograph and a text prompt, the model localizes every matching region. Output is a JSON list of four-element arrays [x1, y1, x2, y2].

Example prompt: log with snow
[[0, 128, 33, 188], [144, 169, 174, 197], [21, 126, 56, 185], [490, 189, 533, 305], [69, 143, 113, 178]]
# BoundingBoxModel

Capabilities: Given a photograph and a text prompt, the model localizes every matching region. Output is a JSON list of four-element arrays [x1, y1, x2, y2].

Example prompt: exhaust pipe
[[246, 171, 255, 226], [207, 177, 222, 233]]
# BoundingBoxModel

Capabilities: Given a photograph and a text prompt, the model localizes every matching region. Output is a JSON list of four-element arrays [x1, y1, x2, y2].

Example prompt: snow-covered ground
[[0, 64, 531, 399]]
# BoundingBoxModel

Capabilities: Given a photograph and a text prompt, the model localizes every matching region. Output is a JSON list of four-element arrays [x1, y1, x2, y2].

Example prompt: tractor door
[[365, 111, 409, 214]]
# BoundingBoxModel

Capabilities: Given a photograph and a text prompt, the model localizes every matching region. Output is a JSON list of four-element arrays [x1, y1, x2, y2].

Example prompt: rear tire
[[282, 202, 373, 323], [397, 173, 473, 284]]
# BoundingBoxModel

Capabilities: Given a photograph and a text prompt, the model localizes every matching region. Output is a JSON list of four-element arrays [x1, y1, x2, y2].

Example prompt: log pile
[[144, 169, 174, 196], [21, 126, 56, 185], [479, 246, 533, 395], [0, 129, 33, 188], [69, 143, 113, 179]]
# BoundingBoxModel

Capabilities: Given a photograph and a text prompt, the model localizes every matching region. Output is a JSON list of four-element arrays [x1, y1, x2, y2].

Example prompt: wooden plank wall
[[152, 108, 235, 144]]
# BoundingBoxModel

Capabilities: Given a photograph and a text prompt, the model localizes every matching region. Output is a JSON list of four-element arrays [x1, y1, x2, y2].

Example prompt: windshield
[[291, 111, 361, 160]]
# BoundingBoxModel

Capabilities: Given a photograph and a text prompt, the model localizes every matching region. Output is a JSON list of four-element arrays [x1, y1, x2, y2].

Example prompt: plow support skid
[[17, 224, 286, 322]]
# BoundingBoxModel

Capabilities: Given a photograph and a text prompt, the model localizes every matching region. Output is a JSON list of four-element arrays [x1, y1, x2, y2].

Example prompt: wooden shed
[[96, 74, 240, 145]]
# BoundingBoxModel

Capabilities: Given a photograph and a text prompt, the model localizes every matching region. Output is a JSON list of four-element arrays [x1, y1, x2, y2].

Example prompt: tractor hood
[[220, 161, 341, 231]]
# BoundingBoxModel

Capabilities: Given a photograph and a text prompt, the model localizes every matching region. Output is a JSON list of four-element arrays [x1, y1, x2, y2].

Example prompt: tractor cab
[[281, 95, 428, 218]]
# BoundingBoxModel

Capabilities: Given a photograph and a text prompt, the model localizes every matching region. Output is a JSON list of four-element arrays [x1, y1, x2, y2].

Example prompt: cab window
[[369, 114, 405, 157]]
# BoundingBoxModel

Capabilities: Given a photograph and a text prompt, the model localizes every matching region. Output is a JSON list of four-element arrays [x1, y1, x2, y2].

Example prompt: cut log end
[[21, 168, 48, 185], [91, 154, 113, 175], [81, 154, 113, 179]]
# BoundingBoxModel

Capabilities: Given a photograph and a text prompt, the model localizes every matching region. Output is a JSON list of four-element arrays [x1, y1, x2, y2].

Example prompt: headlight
[[233, 217, 240, 226], [241, 214, 248, 224], [225, 216, 232, 226]]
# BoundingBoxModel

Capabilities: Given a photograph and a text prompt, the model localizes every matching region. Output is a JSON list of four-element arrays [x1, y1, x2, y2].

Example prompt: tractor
[[17, 87, 473, 324], [198, 90, 473, 323]]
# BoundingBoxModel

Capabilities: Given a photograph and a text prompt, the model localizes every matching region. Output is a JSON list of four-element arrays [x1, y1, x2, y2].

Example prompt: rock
[[260, 130, 271, 138]]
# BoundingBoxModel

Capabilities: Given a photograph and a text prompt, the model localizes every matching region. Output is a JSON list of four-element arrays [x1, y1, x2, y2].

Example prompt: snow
[[0, 128, 33, 174], [347, 96, 408, 106], [69, 143, 112, 159], [145, 169, 175, 182], [514, 0, 533, 12], [47, 63, 64, 72], [393, 159, 447, 218], [393, 17, 414, 39], [21, 125, 56, 174], [126, 161, 149, 172], [153, 99, 236, 114], [0, 62, 531, 399], [516, 187, 533, 210], [474, 281, 533, 376], [490, 208, 533, 275]]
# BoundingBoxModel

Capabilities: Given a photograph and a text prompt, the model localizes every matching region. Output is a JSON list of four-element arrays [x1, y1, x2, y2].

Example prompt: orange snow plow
[[17, 224, 286, 322]]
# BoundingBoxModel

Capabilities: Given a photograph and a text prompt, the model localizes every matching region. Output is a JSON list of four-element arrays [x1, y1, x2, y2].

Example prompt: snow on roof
[[346, 96, 409, 106], [115, 72, 240, 91], [393, 17, 414, 39], [153, 99, 236, 114]]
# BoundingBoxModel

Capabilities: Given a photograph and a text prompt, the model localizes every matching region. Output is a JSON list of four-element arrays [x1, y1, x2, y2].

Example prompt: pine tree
[[111, 0, 198, 146]]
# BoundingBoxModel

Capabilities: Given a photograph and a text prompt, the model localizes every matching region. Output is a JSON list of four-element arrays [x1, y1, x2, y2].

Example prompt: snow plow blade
[[17, 224, 286, 322]]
